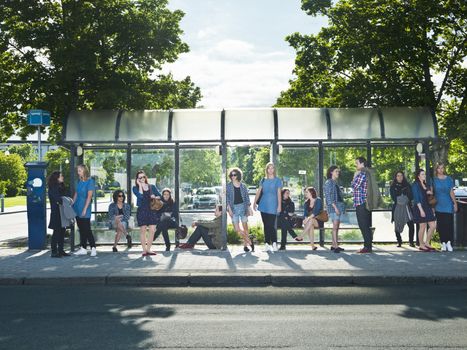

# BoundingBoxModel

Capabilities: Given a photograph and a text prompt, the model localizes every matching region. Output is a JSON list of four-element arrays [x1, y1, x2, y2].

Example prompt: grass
[[3, 196, 27, 208]]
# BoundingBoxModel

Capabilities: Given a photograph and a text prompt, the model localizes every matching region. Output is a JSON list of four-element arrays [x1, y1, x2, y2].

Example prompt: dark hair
[[47, 171, 62, 188], [327, 165, 338, 179], [392, 171, 409, 187], [356, 157, 367, 167], [135, 170, 148, 187], [112, 190, 125, 203], [281, 188, 291, 202], [305, 186, 317, 199], [161, 188, 174, 205], [229, 167, 243, 181], [414, 168, 426, 185]]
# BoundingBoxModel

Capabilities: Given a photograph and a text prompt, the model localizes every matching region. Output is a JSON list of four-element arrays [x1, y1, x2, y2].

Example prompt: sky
[[164, 0, 327, 108]]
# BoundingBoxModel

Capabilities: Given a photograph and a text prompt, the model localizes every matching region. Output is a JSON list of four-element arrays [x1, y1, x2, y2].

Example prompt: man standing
[[352, 157, 373, 253]]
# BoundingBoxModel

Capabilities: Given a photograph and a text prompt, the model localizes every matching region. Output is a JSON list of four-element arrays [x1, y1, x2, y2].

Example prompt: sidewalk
[[1, 244, 466, 286]]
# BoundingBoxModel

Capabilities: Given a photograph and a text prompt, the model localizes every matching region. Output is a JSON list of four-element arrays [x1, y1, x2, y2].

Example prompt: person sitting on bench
[[179, 205, 222, 249]]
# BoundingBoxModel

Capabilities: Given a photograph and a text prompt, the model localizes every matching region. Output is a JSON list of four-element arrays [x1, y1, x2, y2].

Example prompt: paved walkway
[[1, 244, 466, 286]]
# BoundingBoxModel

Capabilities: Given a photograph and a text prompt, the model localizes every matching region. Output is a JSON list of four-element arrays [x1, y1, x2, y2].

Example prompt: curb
[[2, 274, 467, 287]]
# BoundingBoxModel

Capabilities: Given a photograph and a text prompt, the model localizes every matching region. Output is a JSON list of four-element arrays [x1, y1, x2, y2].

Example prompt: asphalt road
[[1, 285, 466, 349]]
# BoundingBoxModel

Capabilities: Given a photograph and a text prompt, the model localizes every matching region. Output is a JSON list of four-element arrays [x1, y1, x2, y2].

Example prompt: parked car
[[248, 186, 256, 195], [193, 187, 218, 209]]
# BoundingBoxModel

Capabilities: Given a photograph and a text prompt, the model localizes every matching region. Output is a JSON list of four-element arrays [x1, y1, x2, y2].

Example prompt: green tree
[[277, 0, 466, 175], [180, 149, 221, 188], [0, 152, 27, 197], [8, 144, 37, 162], [45, 148, 71, 185], [0, 0, 201, 142], [252, 148, 270, 185]]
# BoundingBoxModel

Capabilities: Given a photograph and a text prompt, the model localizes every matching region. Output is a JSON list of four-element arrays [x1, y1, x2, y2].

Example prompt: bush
[[96, 189, 105, 197], [0, 153, 27, 197], [227, 224, 264, 244]]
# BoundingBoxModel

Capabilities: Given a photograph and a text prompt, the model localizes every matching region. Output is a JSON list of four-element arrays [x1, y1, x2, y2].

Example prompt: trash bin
[[25, 162, 48, 250], [454, 189, 467, 247]]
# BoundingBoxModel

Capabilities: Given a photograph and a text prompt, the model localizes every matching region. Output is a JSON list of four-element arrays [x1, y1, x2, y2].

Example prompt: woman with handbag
[[302, 187, 323, 251], [226, 168, 254, 252], [108, 190, 132, 252], [433, 163, 458, 252], [253, 162, 282, 252], [390, 171, 415, 247], [324, 166, 345, 253], [132, 170, 161, 256], [153, 188, 178, 252], [279, 188, 303, 250], [411, 169, 437, 251]]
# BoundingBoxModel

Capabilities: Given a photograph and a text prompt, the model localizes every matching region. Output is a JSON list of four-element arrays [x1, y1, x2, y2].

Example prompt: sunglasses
[[118, 194, 124, 197], [138, 176, 146, 180], [230, 173, 238, 177]]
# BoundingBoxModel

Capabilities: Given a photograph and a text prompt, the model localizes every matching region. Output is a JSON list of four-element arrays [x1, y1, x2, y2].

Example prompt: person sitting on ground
[[179, 205, 223, 250], [108, 190, 132, 252]]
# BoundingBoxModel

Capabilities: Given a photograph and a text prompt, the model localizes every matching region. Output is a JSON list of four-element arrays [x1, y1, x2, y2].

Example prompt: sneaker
[[441, 242, 447, 252], [272, 242, 278, 252], [263, 243, 270, 252], [90, 247, 97, 257], [75, 247, 87, 256], [446, 241, 453, 252]]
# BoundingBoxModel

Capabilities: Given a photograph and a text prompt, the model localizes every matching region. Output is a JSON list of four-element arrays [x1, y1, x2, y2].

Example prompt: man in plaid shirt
[[352, 157, 372, 253]]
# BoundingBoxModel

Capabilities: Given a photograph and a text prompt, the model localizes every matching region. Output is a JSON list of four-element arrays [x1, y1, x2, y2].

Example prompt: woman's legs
[[76, 217, 95, 249], [418, 222, 427, 248], [425, 221, 437, 248], [140, 226, 148, 253], [113, 219, 125, 248], [146, 225, 156, 252], [234, 221, 252, 247], [407, 221, 415, 245], [331, 220, 340, 248], [261, 212, 273, 245], [303, 219, 316, 248]]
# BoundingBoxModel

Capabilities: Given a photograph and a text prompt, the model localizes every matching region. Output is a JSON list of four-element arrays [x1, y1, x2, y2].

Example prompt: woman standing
[[47, 171, 70, 258], [302, 187, 323, 251], [390, 171, 415, 247], [254, 162, 282, 252], [433, 163, 458, 252], [227, 168, 254, 252], [108, 190, 132, 252], [411, 169, 437, 251], [73, 164, 97, 256], [132, 170, 161, 256], [154, 188, 178, 252], [324, 166, 345, 253], [279, 188, 302, 250]]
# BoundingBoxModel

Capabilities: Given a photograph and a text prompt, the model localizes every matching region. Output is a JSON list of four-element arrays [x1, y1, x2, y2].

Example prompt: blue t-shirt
[[258, 177, 283, 215], [73, 178, 95, 218], [433, 176, 454, 213]]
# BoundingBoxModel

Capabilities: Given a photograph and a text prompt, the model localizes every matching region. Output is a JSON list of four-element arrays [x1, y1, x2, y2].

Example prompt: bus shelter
[[61, 107, 438, 249]]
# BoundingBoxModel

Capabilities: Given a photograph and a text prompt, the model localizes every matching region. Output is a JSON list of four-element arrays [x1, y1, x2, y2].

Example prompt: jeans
[[356, 204, 372, 249], [279, 215, 297, 247], [187, 226, 216, 249], [154, 218, 177, 248], [261, 212, 277, 245], [76, 217, 96, 249], [51, 228, 65, 253]]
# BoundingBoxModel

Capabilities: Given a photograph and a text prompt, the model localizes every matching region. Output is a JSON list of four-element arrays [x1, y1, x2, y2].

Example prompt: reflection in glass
[[179, 148, 221, 210]]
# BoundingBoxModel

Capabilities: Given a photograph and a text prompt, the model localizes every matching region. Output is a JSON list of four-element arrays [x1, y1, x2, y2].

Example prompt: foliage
[[0, 152, 27, 197], [277, 0, 467, 174], [45, 148, 71, 185], [0, 0, 201, 142], [7, 144, 37, 162], [252, 148, 270, 185], [180, 149, 221, 188], [227, 224, 264, 244]]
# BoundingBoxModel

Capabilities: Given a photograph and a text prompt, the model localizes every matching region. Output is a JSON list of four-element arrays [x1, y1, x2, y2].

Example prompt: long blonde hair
[[264, 162, 276, 178], [77, 164, 90, 181]]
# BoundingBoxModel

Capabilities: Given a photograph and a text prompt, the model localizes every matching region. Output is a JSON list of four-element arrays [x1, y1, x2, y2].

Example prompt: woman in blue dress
[[73, 164, 97, 257], [132, 170, 161, 256], [253, 162, 282, 252]]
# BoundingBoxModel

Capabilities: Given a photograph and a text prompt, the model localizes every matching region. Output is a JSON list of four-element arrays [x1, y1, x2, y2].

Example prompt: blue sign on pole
[[27, 110, 51, 126]]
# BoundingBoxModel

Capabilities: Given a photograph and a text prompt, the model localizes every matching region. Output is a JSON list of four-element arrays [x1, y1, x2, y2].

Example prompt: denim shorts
[[232, 203, 248, 224], [329, 202, 345, 222]]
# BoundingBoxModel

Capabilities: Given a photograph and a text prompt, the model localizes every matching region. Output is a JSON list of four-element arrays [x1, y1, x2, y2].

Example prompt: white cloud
[[163, 39, 295, 108]]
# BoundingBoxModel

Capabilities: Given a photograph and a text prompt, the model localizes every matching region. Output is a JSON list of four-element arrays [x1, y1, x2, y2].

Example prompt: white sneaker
[[446, 241, 453, 252], [441, 242, 447, 252], [90, 247, 97, 257], [75, 247, 87, 255], [264, 243, 270, 252], [272, 242, 278, 252]]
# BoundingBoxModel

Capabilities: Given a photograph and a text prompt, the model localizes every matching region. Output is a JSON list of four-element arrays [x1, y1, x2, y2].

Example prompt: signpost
[[27, 110, 51, 161]]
